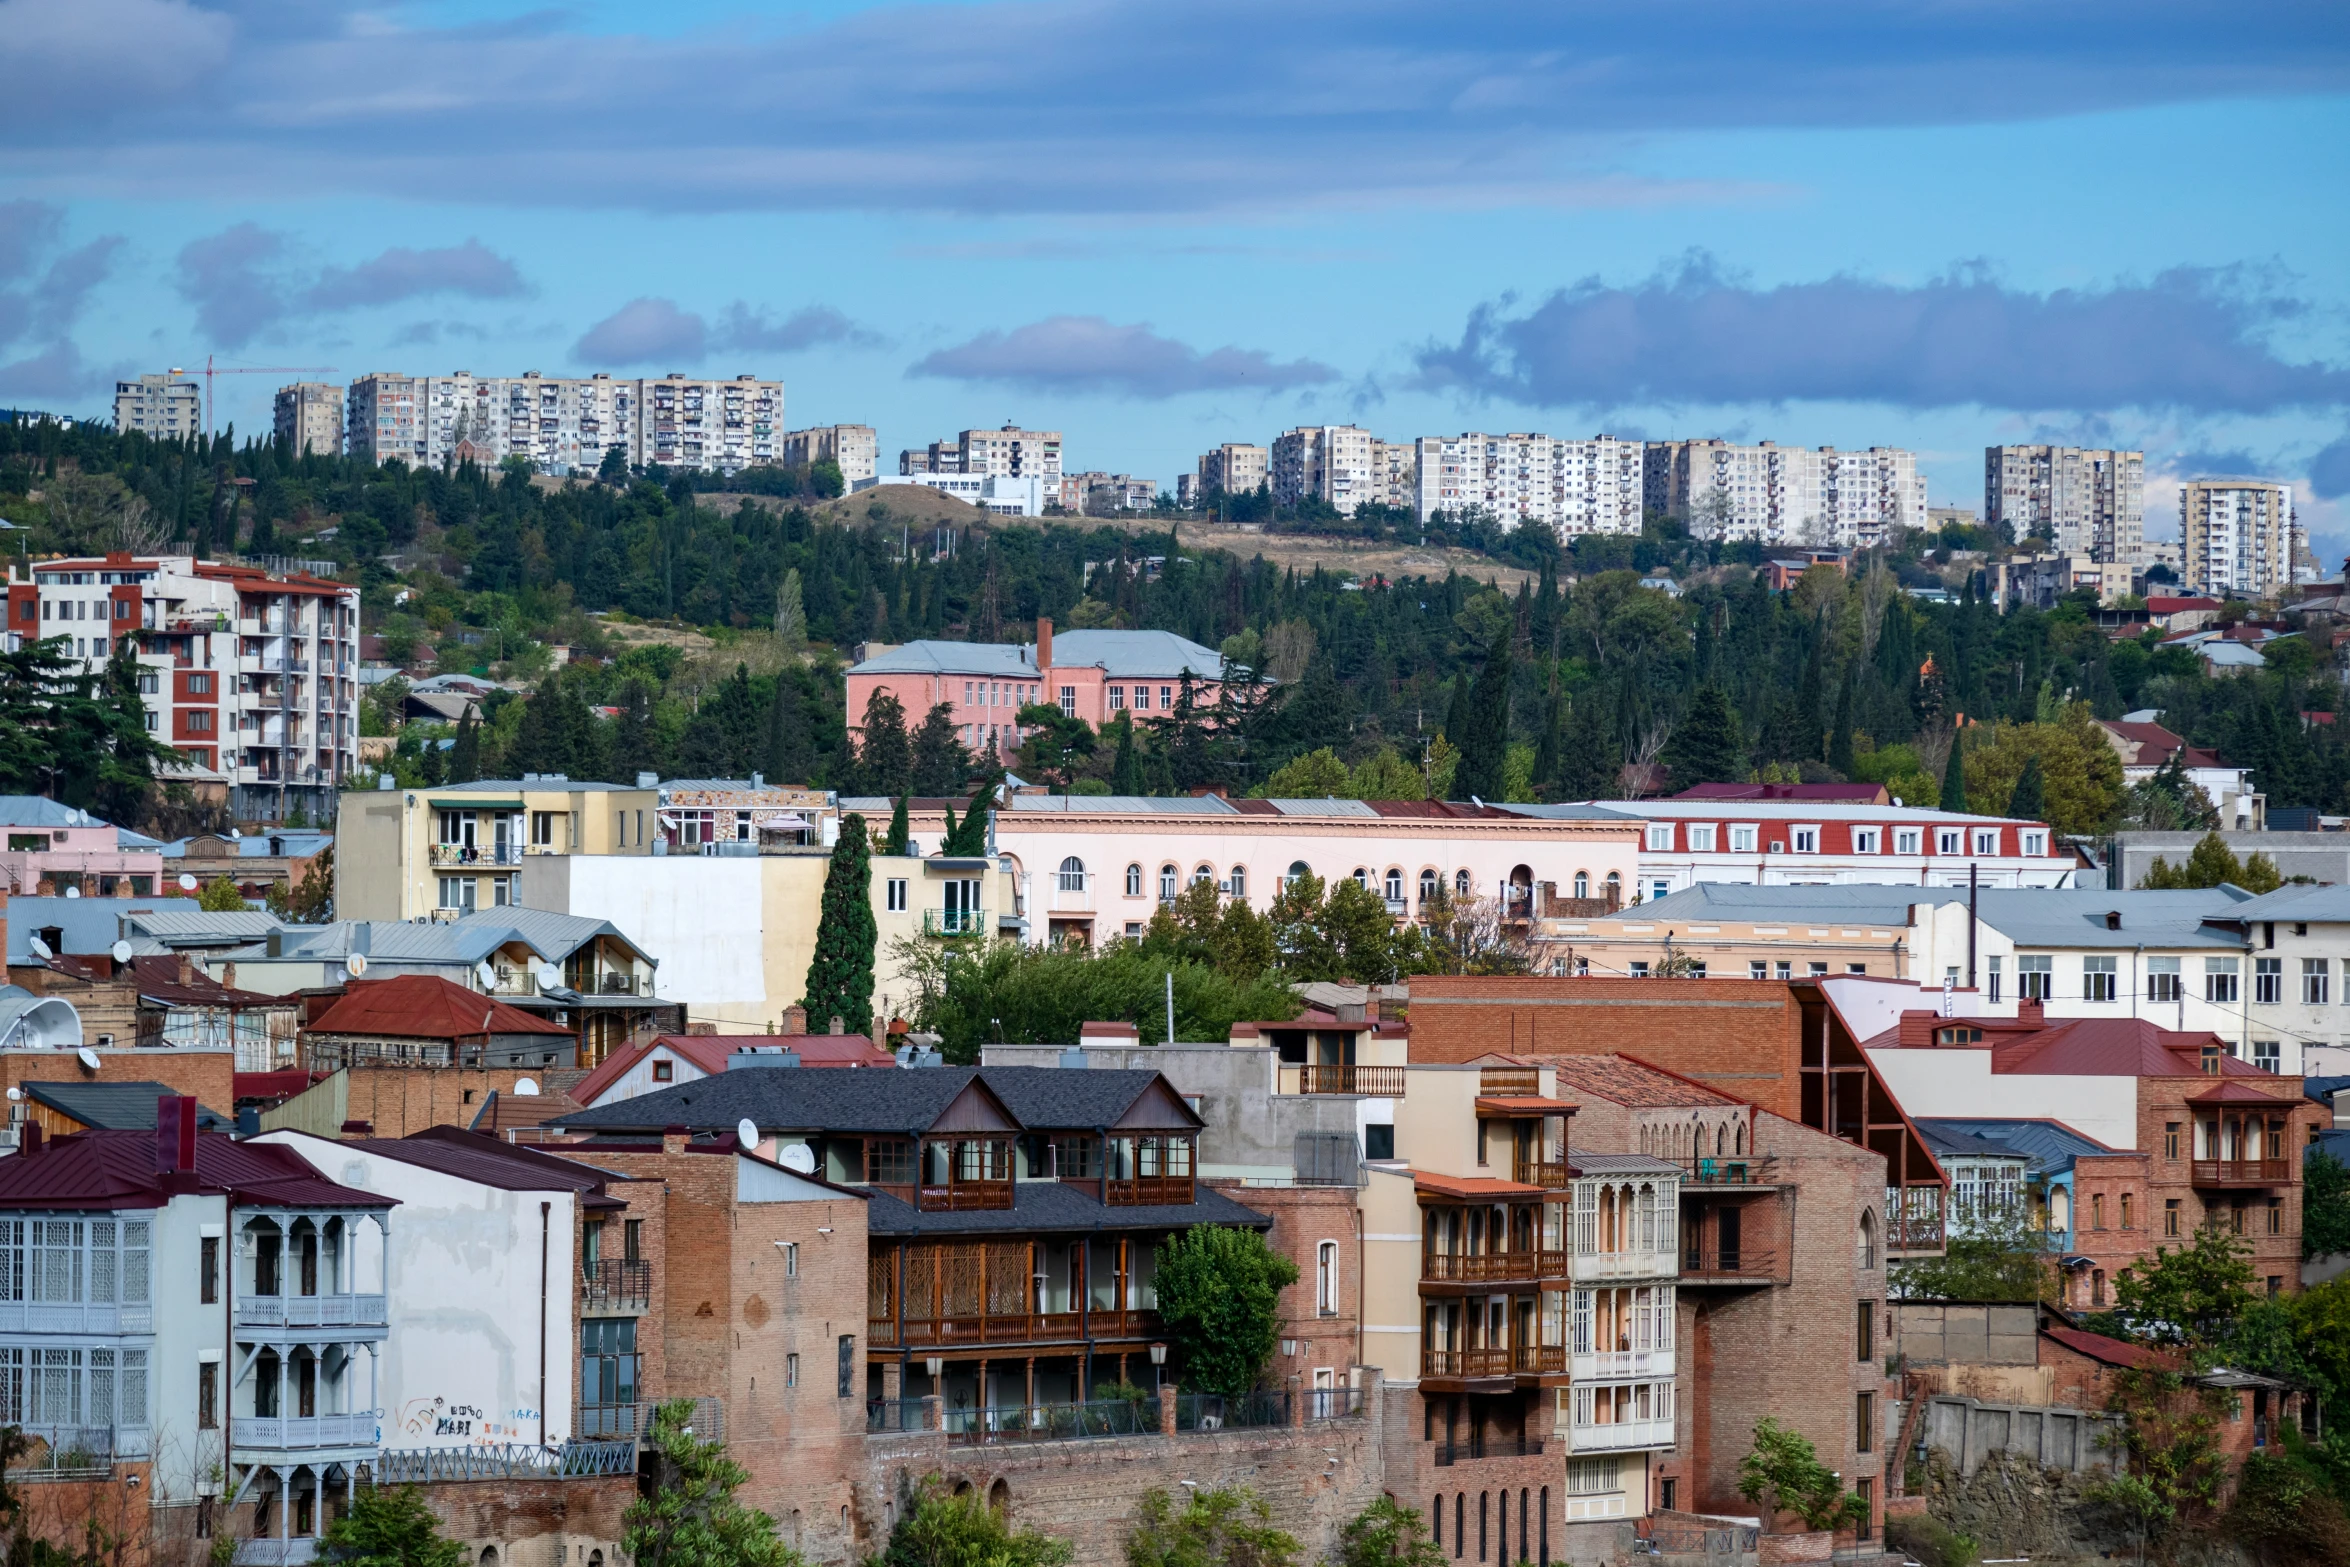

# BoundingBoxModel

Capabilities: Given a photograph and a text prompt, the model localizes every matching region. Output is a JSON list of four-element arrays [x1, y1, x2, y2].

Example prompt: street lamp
[[1149, 1341, 1168, 1390]]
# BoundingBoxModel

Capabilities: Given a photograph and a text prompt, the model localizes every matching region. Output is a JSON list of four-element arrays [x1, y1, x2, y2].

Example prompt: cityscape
[[0, 7, 2346, 1567]]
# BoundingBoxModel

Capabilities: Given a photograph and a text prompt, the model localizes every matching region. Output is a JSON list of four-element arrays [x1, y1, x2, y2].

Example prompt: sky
[[3, 0, 2349, 553]]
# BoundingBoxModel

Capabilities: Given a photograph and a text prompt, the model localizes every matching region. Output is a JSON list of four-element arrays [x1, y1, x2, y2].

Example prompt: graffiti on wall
[[396, 1395, 543, 1446]]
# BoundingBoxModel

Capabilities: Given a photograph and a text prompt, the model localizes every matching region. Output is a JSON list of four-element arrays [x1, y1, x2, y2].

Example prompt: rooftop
[[566, 1031, 891, 1107], [1542, 1053, 1741, 1110], [1598, 883, 2250, 948], [0, 1129, 397, 1212], [553, 1063, 1199, 1138], [847, 629, 1226, 681], [306, 974, 574, 1041], [18, 1081, 233, 1133]]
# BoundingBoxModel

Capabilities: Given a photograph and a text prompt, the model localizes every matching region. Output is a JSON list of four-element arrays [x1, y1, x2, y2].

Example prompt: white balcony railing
[[233, 1539, 318, 1566], [235, 1292, 389, 1329], [0, 1301, 153, 1334], [1570, 1348, 1675, 1382], [1560, 1416, 1676, 1454], [232, 1411, 381, 1451], [1568, 1250, 1678, 1284]]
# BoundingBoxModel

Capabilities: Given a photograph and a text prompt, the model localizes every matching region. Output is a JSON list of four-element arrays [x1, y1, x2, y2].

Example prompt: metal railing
[[6, 1425, 130, 1475], [1174, 1391, 1292, 1430], [1681, 1156, 1778, 1186], [235, 1412, 379, 1450], [581, 1259, 653, 1309], [429, 843, 523, 867], [571, 1396, 721, 1444], [1680, 1246, 1778, 1281], [235, 1293, 389, 1329], [373, 1440, 637, 1481], [233, 1540, 316, 1566], [1297, 1064, 1406, 1096], [944, 1398, 1161, 1445]]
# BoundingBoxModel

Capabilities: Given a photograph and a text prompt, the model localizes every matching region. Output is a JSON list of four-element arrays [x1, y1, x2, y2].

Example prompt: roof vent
[[2105, 910, 2122, 931]]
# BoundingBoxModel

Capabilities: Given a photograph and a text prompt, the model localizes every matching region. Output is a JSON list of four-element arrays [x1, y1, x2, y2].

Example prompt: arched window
[[1159, 864, 1178, 901], [1420, 869, 1439, 905], [1604, 871, 1622, 902], [1229, 865, 1247, 900], [1057, 856, 1086, 892], [1857, 1210, 1878, 1271], [1352, 867, 1370, 888], [1715, 1124, 1726, 1156], [1195, 863, 1215, 886], [1455, 869, 1472, 898], [1384, 868, 1404, 902], [1286, 860, 1311, 889], [1125, 863, 1143, 897], [1734, 1122, 1746, 1155], [987, 1480, 1010, 1517], [1317, 1240, 1339, 1314], [1573, 871, 1589, 899]]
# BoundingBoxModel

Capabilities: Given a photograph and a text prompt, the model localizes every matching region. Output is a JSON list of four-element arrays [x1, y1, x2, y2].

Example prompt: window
[[1649, 879, 1672, 902], [2268, 1198, 2283, 1235], [1316, 1241, 1338, 1315], [1937, 828, 1961, 854], [1383, 868, 1403, 902], [785, 1353, 799, 1388], [1629, 962, 1650, 978], [1791, 826, 1819, 853], [783, 1241, 798, 1278], [1847, 963, 1866, 975], [1896, 828, 1921, 854], [1229, 866, 1246, 900], [624, 1220, 642, 1261], [1987, 955, 2002, 1002], [137, 669, 158, 694], [1645, 823, 1674, 852], [1808, 962, 1828, 977], [838, 1334, 855, 1397], [1852, 828, 1879, 853], [2092, 1270, 2106, 1305], [437, 876, 476, 912], [886, 878, 908, 912], [532, 810, 559, 847], [2206, 957, 2239, 1003], [2022, 831, 2047, 855], [1159, 865, 1178, 902], [200, 1236, 219, 1304], [2255, 958, 2282, 1006], [2018, 954, 2053, 1001], [2148, 956, 2182, 1003], [2305, 959, 2331, 1006], [2120, 1193, 2134, 1229], [2165, 1198, 2182, 1236], [1856, 1300, 1875, 1361], [1057, 857, 1086, 893], [1057, 686, 1076, 716], [1351, 866, 1368, 888], [652, 1060, 673, 1083], [1973, 829, 1998, 855], [1729, 824, 1757, 853], [1750, 961, 1767, 980], [1107, 686, 1125, 710], [2253, 1040, 2280, 1073], [1856, 1391, 1875, 1453], [2091, 1193, 2105, 1231], [1125, 863, 1143, 897], [581, 1319, 639, 1420], [1158, 685, 1173, 709], [1131, 685, 1150, 711], [1688, 825, 1716, 852], [2083, 956, 2118, 1003], [1566, 1457, 1620, 1496], [198, 1361, 218, 1429], [1775, 961, 1792, 981], [1365, 1124, 1395, 1160], [2164, 1122, 2181, 1160]]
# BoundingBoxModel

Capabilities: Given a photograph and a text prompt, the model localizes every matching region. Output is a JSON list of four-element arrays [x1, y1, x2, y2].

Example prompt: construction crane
[[167, 355, 336, 441]]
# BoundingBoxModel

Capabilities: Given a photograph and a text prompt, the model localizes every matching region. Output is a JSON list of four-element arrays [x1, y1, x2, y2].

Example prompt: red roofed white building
[[569, 1029, 896, 1108], [2095, 718, 2260, 827]]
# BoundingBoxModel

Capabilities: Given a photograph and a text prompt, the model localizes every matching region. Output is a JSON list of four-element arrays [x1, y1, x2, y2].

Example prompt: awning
[[753, 812, 811, 830], [430, 798, 522, 812]]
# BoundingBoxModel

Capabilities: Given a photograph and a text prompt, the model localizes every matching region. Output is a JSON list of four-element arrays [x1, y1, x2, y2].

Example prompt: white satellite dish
[[178, 874, 198, 892], [63, 886, 79, 899], [476, 960, 498, 988], [5, 1088, 20, 1102], [26, 937, 50, 960], [76, 1048, 101, 1072], [780, 1144, 817, 1176], [535, 964, 561, 991], [736, 1118, 761, 1152], [345, 953, 368, 978], [513, 1076, 540, 1097], [110, 941, 132, 964]]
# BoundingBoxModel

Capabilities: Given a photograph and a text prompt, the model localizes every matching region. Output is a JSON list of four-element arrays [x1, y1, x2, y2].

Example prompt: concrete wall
[[1920, 1394, 2123, 1478]]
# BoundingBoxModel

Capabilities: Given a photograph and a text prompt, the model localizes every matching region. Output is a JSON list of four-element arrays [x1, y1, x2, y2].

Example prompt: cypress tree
[[1664, 685, 1744, 787], [799, 813, 876, 1036], [765, 673, 814, 785], [909, 702, 968, 796], [449, 706, 481, 784], [1111, 713, 1143, 795], [1441, 671, 1471, 750], [1827, 664, 1857, 778], [855, 689, 913, 799], [2007, 753, 2045, 821], [884, 794, 910, 855], [1456, 639, 1513, 801], [610, 680, 660, 785], [1942, 729, 1968, 813]]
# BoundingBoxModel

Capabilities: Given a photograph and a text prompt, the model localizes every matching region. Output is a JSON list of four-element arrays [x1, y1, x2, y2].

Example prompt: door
[[1717, 1206, 1742, 1270]]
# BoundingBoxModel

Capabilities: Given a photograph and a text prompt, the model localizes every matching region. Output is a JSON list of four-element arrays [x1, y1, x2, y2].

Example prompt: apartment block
[[1062, 471, 1158, 514], [901, 424, 1063, 504], [112, 374, 202, 440], [782, 424, 879, 484], [1656, 441, 1925, 548], [1270, 425, 1398, 516], [272, 382, 344, 457], [346, 371, 784, 476], [5, 552, 359, 794], [1193, 442, 1269, 499], [1413, 433, 1645, 537], [1985, 446, 2145, 563], [2181, 477, 2298, 599]]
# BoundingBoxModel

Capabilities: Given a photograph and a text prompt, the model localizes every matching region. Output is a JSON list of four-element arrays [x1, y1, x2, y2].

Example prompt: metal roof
[[1005, 794, 1241, 815], [553, 1064, 1192, 1137], [1912, 1118, 2123, 1176], [850, 641, 1037, 677], [162, 831, 333, 859], [862, 1177, 1268, 1238], [452, 907, 648, 964], [7, 896, 211, 960], [0, 796, 114, 829], [1566, 1153, 1687, 1177], [1605, 883, 2251, 948], [119, 910, 288, 942], [307, 974, 573, 1040], [19, 1081, 233, 1133], [0, 1130, 397, 1212], [2218, 885, 2350, 923], [1049, 630, 1225, 679]]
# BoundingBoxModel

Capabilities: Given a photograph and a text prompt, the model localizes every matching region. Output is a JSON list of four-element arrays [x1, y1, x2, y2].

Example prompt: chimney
[[781, 1004, 808, 1035], [340, 1119, 372, 1137], [177, 953, 194, 988], [19, 1123, 39, 1157], [155, 1095, 182, 1173], [1035, 616, 1052, 673], [2019, 997, 2045, 1027], [177, 1095, 197, 1171], [829, 1015, 844, 1036], [662, 1124, 689, 1156]]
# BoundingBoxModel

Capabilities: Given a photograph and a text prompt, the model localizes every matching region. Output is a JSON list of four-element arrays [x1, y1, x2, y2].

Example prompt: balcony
[[1513, 1343, 1566, 1376], [1679, 1246, 1779, 1285], [1105, 1175, 1195, 1207], [1422, 1251, 1566, 1286], [1560, 1416, 1675, 1454], [922, 910, 987, 936], [0, 1301, 153, 1334], [234, 1292, 389, 1330], [1422, 1347, 1515, 1380], [1569, 1248, 1678, 1284], [1680, 1156, 1779, 1187], [915, 1179, 1014, 1212], [233, 1541, 317, 1567], [1511, 1158, 1569, 1190], [232, 1411, 381, 1451], [1049, 881, 1094, 913], [581, 1258, 653, 1310], [430, 843, 522, 867], [11, 1424, 144, 1471], [2191, 1158, 2293, 1188], [1479, 1068, 1541, 1096], [1571, 1348, 1675, 1381], [880, 1308, 1160, 1349], [1297, 1064, 1406, 1096]]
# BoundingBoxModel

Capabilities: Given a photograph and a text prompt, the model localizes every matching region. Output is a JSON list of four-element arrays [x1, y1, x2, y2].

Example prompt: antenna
[[736, 1117, 760, 1151], [345, 953, 368, 978]]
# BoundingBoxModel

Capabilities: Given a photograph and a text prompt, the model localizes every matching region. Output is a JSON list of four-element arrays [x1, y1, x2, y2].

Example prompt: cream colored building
[[346, 371, 783, 475], [901, 424, 1064, 504], [1413, 432, 1646, 537], [273, 382, 344, 457], [114, 374, 202, 440], [1195, 442, 1269, 498], [1985, 446, 2144, 563], [334, 776, 661, 921], [782, 424, 878, 484], [1660, 440, 1925, 548], [2181, 477, 2298, 599]]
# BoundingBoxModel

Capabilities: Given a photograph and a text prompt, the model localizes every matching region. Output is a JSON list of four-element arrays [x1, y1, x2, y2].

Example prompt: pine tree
[[765, 673, 813, 785], [510, 677, 576, 776], [1942, 729, 1968, 814], [1111, 712, 1143, 794], [2006, 752, 2045, 820], [1793, 639, 1825, 760], [909, 702, 968, 796], [799, 813, 876, 1036], [1554, 688, 1621, 800], [448, 706, 482, 784], [884, 794, 910, 855], [1828, 663, 1857, 778], [1664, 685, 1744, 786], [609, 680, 660, 784], [855, 689, 913, 798], [1531, 676, 1562, 799], [1440, 672, 1471, 754], [1455, 639, 1512, 801]]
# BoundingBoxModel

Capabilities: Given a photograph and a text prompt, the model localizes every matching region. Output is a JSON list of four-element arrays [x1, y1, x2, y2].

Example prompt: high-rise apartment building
[[2180, 478, 2298, 599], [113, 375, 202, 440], [272, 382, 343, 457], [1655, 441, 1924, 548], [1194, 443, 1269, 498], [1984, 446, 2145, 562], [1270, 425, 1410, 516], [781, 424, 878, 484], [901, 424, 1063, 504], [1413, 432, 1646, 536], [345, 371, 783, 475]]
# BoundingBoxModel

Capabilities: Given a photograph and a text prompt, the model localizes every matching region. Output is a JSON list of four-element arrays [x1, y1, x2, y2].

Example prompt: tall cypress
[[799, 813, 876, 1036], [1827, 664, 1857, 778], [766, 673, 814, 785], [1456, 639, 1513, 801], [884, 794, 910, 855], [448, 707, 482, 784], [1111, 713, 1143, 795], [1942, 729, 1968, 813], [2007, 753, 2045, 821]]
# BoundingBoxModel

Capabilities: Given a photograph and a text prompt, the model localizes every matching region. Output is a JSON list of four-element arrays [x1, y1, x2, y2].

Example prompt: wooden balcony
[[916, 1180, 1015, 1211], [1105, 1175, 1195, 1207], [1298, 1064, 1405, 1096], [1513, 1343, 1566, 1376], [1479, 1068, 1541, 1096], [2191, 1158, 2293, 1188], [1421, 1347, 1515, 1380], [1678, 1246, 1780, 1285], [1422, 1250, 1566, 1287], [1511, 1158, 1569, 1189], [878, 1309, 1160, 1349]]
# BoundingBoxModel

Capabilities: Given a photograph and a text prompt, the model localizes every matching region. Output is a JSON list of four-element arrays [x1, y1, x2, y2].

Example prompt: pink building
[[0, 797, 167, 898], [844, 617, 1233, 762]]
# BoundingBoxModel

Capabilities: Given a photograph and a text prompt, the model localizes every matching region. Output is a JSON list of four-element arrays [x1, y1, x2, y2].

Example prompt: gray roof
[[1618, 883, 1945, 924], [553, 1064, 1191, 1137], [1915, 1118, 2120, 1176], [426, 777, 644, 794], [19, 1081, 233, 1133], [2216, 885, 2350, 923], [850, 640, 1037, 677], [1604, 883, 2251, 948], [7, 896, 206, 961], [1006, 794, 1241, 815], [862, 1177, 1268, 1238], [215, 921, 520, 966], [1497, 803, 1650, 821], [119, 910, 288, 945], [162, 831, 333, 859], [451, 907, 649, 964], [847, 629, 1226, 682], [1567, 1153, 1687, 1177], [0, 796, 114, 829]]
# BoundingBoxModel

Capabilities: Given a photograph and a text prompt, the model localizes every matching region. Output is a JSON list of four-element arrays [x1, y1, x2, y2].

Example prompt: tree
[[876, 1476, 1073, 1567], [856, 690, 914, 799], [883, 794, 911, 856], [1259, 748, 1351, 799], [1349, 748, 1425, 801], [1454, 639, 1512, 801], [197, 875, 247, 912], [2102, 1227, 2257, 1347], [1013, 701, 1097, 792], [611, 679, 662, 785], [1663, 685, 1743, 787], [266, 846, 335, 922], [2307, 1153, 2350, 1263], [0, 637, 178, 818], [800, 813, 877, 1036], [772, 568, 807, 655], [1737, 1417, 1870, 1533], [1406, 888, 1532, 976], [1960, 705, 2124, 836], [1887, 1209, 2054, 1303], [1152, 1225, 1299, 1397], [1940, 728, 1967, 814], [941, 770, 1000, 857], [447, 706, 482, 785], [1334, 1496, 1445, 1567], [1125, 1484, 1298, 1567], [623, 1398, 804, 1567], [2005, 752, 2044, 820], [2227, 1443, 2350, 1567], [765, 674, 813, 786], [2141, 831, 2259, 891], [315, 1484, 467, 1567], [1109, 713, 1143, 795], [910, 703, 968, 796], [1827, 663, 1857, 778]]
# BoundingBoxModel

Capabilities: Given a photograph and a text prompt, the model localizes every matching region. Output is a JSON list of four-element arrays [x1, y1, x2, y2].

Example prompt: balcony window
[[1057, 857, 1086, 893], [1384, 869, 1404, 903], [1125, 863, 1143, 897], [1645, 824, 1674, 852], [1160, 865, 1179, 902], [1229, 866, 1246, 900]]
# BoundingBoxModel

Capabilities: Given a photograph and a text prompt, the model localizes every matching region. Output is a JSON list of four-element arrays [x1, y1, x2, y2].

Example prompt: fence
[[371, 1441, 637, 1482], [948, 1398, 1162, 1445], [1630, 1524, 1760, 1556], [572, 1395, 722, 1444], [1173, 1391, 1292, 1431]]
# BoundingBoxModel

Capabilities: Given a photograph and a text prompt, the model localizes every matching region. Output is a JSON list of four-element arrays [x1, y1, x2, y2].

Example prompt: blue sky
[[3, 0, 2348, 549]]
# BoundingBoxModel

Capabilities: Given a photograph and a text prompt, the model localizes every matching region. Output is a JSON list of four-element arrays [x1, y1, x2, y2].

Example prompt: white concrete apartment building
[[2181, 477, 2299, 599], [6, 553, 360, 793], [1653, 441, 1925, 548], [347, 372, 784, 476], [900, 424, 1064, 504], [113, 375, 202, 440], [1062, 472, 1159, 514], [1984, 447, 2145, 563], [781, 424, 878, 484], [1268, 426, 1413, 516], [272, 383, 343, 458], [1193, 443, 1269, 499], [1413, 433, 1646, 536]]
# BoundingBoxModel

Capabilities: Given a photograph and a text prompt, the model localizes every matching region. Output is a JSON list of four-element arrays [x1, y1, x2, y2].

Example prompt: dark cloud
[[0, 341, 110, 401], [1414, 255, 2350, 416], [910, 315, 1337, 398], [1, 1, 2343, 214], [174, 223, 291, 348], [0, 203, 126, 398], [2312, 435, 2350, 500], [716, 304, 882, 353], [0, 202, 66, 282], [305, 239, 524, 311]]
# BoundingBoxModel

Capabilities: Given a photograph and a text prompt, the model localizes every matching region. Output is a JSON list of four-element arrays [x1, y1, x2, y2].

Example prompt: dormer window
[[1934, 1026, 1983, 1046]]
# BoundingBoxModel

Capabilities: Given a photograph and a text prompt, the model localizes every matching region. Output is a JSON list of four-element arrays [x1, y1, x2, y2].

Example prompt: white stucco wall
[[584, 1042, 716, 1107], [1864, 1048, 2140, 1151], [525, 853, 768, 1008], [259, 1131, 577, 1450]]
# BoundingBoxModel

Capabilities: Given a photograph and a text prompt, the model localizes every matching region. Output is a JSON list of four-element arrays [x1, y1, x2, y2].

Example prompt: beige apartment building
[[1195, 442, 1269, 498], [1413, 432, 1646, 536], [346, 371, 784, 475], [1985, 446, 2145, 563], [113, 374, 203, 440], [1654, 440, 1926, 548], [782, 423, 878, 484], [1270, 425, 1413, 516], [2181, 477, 2298, 599], [335, 776, 661, 920], [272, 381, 344, 457], [900, 423, 1064, 504]]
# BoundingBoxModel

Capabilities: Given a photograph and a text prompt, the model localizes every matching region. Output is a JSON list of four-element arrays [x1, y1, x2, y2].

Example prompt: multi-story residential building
[[1412, 433, 1646, 538], [2199, 885, 2350, 1078], [334, 776, 662, 922], [2094, 719, 2260, 826], [1270, 426, 1380, 516], [0, 796, 164, 897], [4, 553, 359, 812], [845, 617, 1232, 763], [1652, 441, 1924, 549], [113, 375, 202, 440], [1990, 551, 2139, 610], [271, 383, 343, 458], [347, 372, 783, 476], [900, 425, 1063, 505], [992, 789, 1643, 949], [1984, 446, 2145, 563], [2181, 477, 2298, 599], [781, 424, 879, 484], [1060, 472, 1159, 515], [1911, 1118, 2150, 1311], [1193, 443, 1269, 499]]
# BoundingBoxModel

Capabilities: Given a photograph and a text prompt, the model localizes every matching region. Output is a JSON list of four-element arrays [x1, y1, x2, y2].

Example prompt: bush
[[1884, 1512, 1979, 1567], [876, 1476, 1074, 1567]]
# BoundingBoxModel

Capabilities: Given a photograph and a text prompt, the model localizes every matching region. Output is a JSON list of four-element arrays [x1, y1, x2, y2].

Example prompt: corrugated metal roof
[[1263, 799, 1377, 818], [1567, 1153, 1687, 1176], [120, 910, 288, 941], [0, 796, 112, 828], [19, 1082, 233, 1132], [1004, 795, 1240, 816], [0, 1130, 396, 1212], [554, 1064, 1177, 1137], [850, 641, 1037, 677], [7, 897, 212, 961], [1049, 630, 1224, 679], [307, 974, 573, 1040], [452, 907, 645, 963]]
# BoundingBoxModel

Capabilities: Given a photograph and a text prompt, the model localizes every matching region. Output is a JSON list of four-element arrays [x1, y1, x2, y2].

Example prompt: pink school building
[[844, 618, 1233, 760]]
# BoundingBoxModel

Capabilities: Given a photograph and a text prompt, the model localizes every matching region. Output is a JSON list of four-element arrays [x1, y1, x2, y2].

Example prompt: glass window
[[1730, 825, 1758, 853], [1688, 825, 1716, 852], [2018, 954, 2053, 1001], [2147, 956, 2182, 1003], [1791, 827, 1819, 853], [1420, 869, 1439, 906], [2255, 958, 2281, 1005], [1107, 686, 1125, 710], [1937, 829, 1961, 854], [580, 1318, 639, 1414], [2253, 1040, 2280, 1073], [1229, 866, 1246, 900], [2206, 957, 2240, 1004], [1896, 828, 1920, 854], [1057, 857, 1086, 893], [1384, 868, 1403, 902], [1973, 830, 1998, 855], [886, 878, 907, 913], [2083, 956, 2118, 1003], [1646, 823, 1674, 852], [2304, 958, 2331, 1006], [1852, 829, 1878, 853], [1159, 865, 1178, 901], [1125, 864, 1143, 897]]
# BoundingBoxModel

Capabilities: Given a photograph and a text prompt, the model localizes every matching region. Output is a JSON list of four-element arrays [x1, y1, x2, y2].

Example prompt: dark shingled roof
[[19, 1081, 233, 1133], [862, 1177, 1270, 1238], [551, 1065, 1197, 1137]]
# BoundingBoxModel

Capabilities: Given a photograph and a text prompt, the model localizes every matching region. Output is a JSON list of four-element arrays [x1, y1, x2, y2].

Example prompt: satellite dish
[[178, 874, 198, 892], [110, 941, 132, 964], [63, 886, 79, 899], [535, 964, 561, 991], [345, 953, 368, 978], [736, 1118, 761, 1152], [77, 1048, 101, 1071], [513, 1076, 540, 1097], [26, 937, 50, 960], [5, 1088, 20, 1102], [780, 1145, 817, 1176], [476, 960, 497, 988], [228, 828, 241, 839]]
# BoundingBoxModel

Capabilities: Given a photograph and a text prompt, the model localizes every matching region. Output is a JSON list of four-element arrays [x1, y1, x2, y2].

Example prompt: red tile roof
[[1867, 1013, 2277, 1082], [0, 1130, 396, 1211], [1414, 1171, 1542, 1199], [2184, 1079, 2300, 1106], [2042, 1326, 2168, 1371], [305, 974, 573, 1041], [1541, 1053, 1741, 1108]]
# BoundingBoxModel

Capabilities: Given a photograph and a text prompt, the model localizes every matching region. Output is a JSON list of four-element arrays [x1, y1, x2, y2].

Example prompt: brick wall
[[342, 1066, 553, 1138], [0, 1047, 234, 1111], [576, 1173, 667, 1437], [2135, 1076, 2313, 1298], [1204, 1181, 1359, 1392], [5, 966, 141, 1046], [413, 1474, 636, 1567]]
